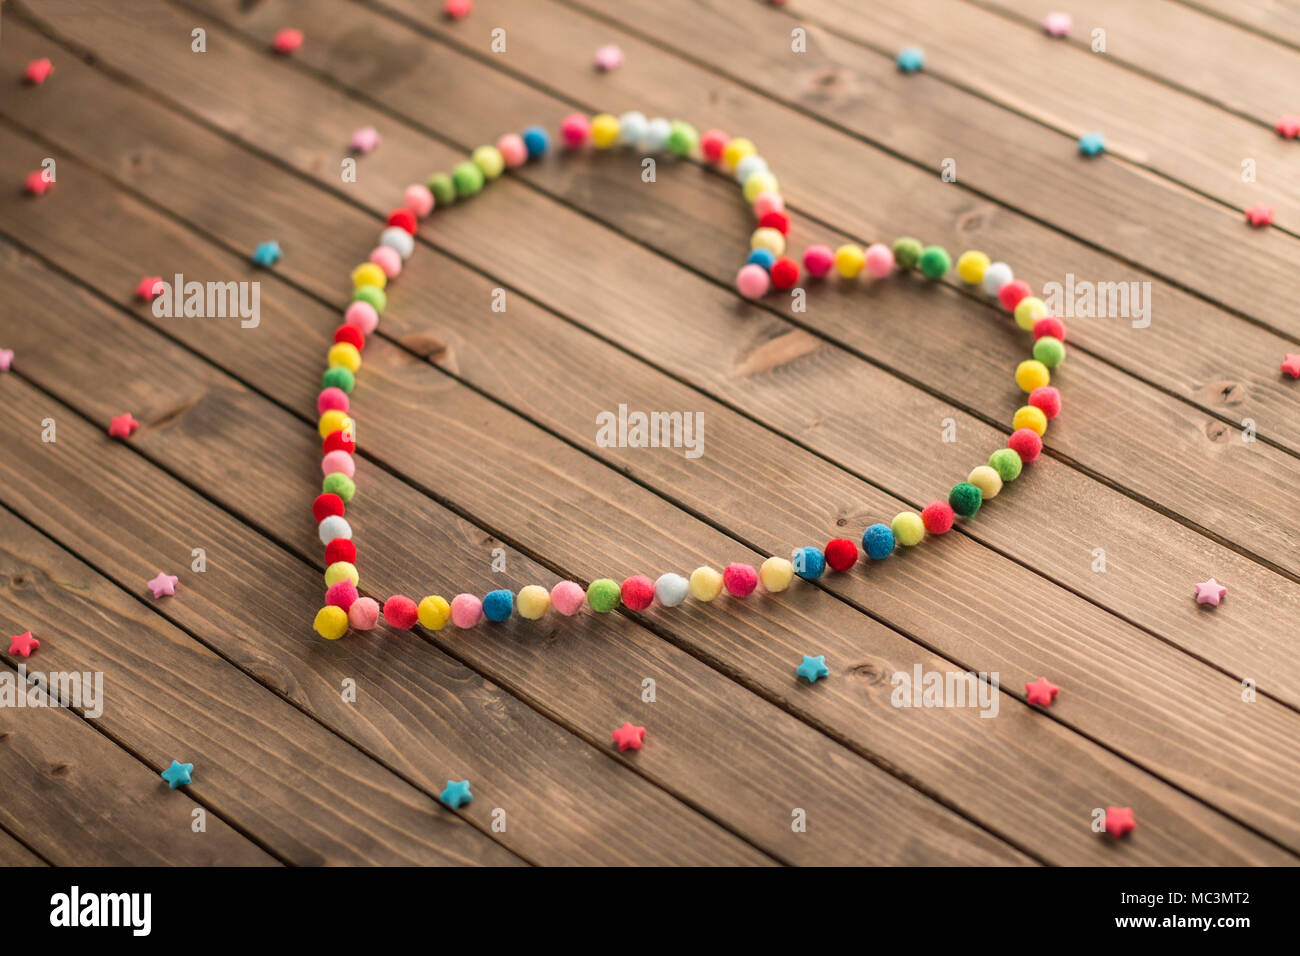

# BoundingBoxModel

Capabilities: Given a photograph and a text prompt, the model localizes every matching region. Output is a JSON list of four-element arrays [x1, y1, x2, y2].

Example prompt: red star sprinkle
[[23, 58, 54, 85], [1105, 806, 1136, 838], [8, 631, 40, 658], [1245, 204, 1274, 227], [611, 722, 646, 752], [1282, 354, 1300, 379], [1276, 115, 1300, 138], [24, 170, 51, 196], [108, 413, 140, 439], [135, 276, 164, 301], [1025, 677, 1060, 707], [272, 28, 303, 55]]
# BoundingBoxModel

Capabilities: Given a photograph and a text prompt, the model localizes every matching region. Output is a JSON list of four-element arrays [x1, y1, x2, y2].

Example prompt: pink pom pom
[[701, 129, 729, 163], [450, 593, 483, 628], [344, 301, 379, 335], [348, 596, 380, 630], [317, 387, 350, 415], [736, 264, 771, 299], [802, 245, 834, 278], [368, 245, 402, 279], [865, 243, 894, 278], [383, 595, 419, 629], [1008, 428, 1043, 462], [753, 192, 785, 219], [497, 133, 528, 168], [325, 580, 359, 611], [550, 580, 586, 616], [723, 563, 758, 597], [560, 113, 591, 149], [1028, 386, 1061, 419], [321, 450, 355, 478], [403, 184, 434, 218]]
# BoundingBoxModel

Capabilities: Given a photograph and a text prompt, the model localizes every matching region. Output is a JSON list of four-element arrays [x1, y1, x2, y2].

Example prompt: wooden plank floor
[[0, 0, 1297, 865]]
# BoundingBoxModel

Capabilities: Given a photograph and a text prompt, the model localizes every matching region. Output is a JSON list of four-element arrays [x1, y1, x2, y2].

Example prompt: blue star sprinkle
[[251, 240, 282, 267], [440, 779, 473, 809], [796, 655, 830, 683], [896, 46, 925, 73], [160, 760, 194, 790], [1077, 132, 1106, 157]]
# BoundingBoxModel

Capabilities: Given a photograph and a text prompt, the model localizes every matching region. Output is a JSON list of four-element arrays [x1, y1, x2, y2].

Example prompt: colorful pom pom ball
[[1008, 428, 1043, 462], [418, 595, 451, 630], [321, 450, 355, 478], [1012, 405, 1049, 436], [325, 580, 359, 611], [865, 243, 895, 278], [802, 245, 834, 278], [1033, 336, 1066, 369], [834, 244, 865, 278], [654, 572, 689, 607], [403, 184, 435, 218], [1013, 296, 1047, 331], [481, 589, 514, 622], [948, 481, 982, 517], [753, 193, 785, 219], [313, 492, 345, 522], [349, 597, 380, 630], [451, 593, 483, 628], [824, 538, 859, 572], [862, 523, 895, 560], [1033, 316, 1066, 342], [325, 561, 359, 588], [770, 257, 800, 289], [1015, 359, 1051, 393], [313, 606, 349, 640], [1029, 385, 1061, 419], [379, 226, 415, 260], [967, 465, 1003, 500], [452, 161, 485, 198], [956, 250, 989, 284], [590, 113, 621, 149], [587, 577, 622, 613], [386, 208, 418, 235], [497, 133, 528, 168], [516, 585, 551, 620], [998, 278, 1033, 311], [317, 386, 350, 415], [383, 594, 419, 629], [325, 538, 356, 564], [891, 511, 925, 547], [472, 145, 505, 179], [550, 580, 586, 616], [981, 261, 1013, 296], [688, 566, 725, 602], [560, 113, 591, 148], [722, 137, 756, 170], [322, 473, 355, 502], [892, 237, 923, 270], [757, 211, 790, 235], [759, 556, 794, 592], [723, 563, 759, 597], [921, 500, 955, 534], [750, 227, 786, 257], [988, 448, 1023, 482], [521, 125, 550, 158], [736, 264, 771, 298], [747, 249, 776, 270], [620, 575, 656, 611], [322, 367, 355, 394], [793, 546, 825, 580], [345, 301, 379, 335], [318, 515, 351, 545], [701, 129, 728, 163], [918, 245, 952, 279], [618, 111, 648, 147]]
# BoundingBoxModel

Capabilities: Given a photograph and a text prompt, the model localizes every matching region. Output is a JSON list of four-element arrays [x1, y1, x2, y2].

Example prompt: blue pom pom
[[862, 523, 895, 560], [482, 589, 514, 622], [896, 46, 925, 73], [747, 248, 776, 271], [792, 546, 825, 580], [522, 125, 550, 159]]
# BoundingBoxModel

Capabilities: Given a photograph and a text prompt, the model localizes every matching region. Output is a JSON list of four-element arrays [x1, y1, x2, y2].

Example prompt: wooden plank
[[0, 177, 1290, 862], [0, 829, 46, 867], [1184, 0, 1300, 48], [0, 508, 525, 866]]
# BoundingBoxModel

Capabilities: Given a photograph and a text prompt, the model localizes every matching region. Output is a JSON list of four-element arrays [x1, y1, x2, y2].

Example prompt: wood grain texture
[[0, 829, 46, 867], [1184, 0, 1300, 48]]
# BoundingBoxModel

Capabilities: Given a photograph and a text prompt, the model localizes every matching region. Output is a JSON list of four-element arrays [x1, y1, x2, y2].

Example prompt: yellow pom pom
[[324, 562, 359, 587], [967, 465, 1003, 500], [590, 113, 621, 149], [1013, 405, 1049, 436], [834, 244, 865, 278], [1013, 296, 1047, 331], [517, 584, 551, 620], [751, 227, 786, 257], [417, 595, 451, 630], [722, 137, 756, 171], [328, 342, 362, 373], [759, 556, 794, 592], [956, 250, 990, 285], [891, 511, 925, 547], [688, 566, 724, 602], [1015, 359, 1050, 393], [313, 605, 349, 640], [472, 145, 504, 179], [742, 170, 779, 203], [318, 409, 354, 439], [351, 263, 387, 290]]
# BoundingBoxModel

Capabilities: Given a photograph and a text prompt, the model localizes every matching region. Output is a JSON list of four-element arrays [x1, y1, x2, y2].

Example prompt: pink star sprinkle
[[1104, 806, 1136, 838], [1276, 115, 1300, 139], [0, 349, 12, 373], [1245, 203, 1274, 227], [1042, 12, 1072, 37], [272, 28, 303, 55], [1282, 354, 1300, 379], [108, 413, 140, 439], [1194, 578, 1227, 607], [135, 276, 164, 301], [8, 631, 39, 658], [350, 126, 381, 154], [24, 170, 51, 196], [23, 58, 53, 85], [443, 0, 473, 20], [594, 44, 625, 72], [1025, 677, 1060, 707], [147, 572, 179, 599]]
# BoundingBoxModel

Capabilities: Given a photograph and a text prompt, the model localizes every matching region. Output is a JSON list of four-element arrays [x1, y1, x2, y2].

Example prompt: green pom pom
[[323, 473, 356, 502], [427, 173, 456, 207], [322, 366, 355, 394], [452, 160, 484, 198], [918, 245, 951, 279], [892, 237, 923, 269], [667, 120, 698, 157], [353, 285, 386, 312], [1033, 336, 1066, 369], [948, 481, 982, 517], [586, 578, 621, 613], [988, 448, 1023, 483]]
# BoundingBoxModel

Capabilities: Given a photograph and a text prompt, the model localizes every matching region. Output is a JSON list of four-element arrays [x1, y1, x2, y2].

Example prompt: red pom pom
[[1032, 316, 1066, 342], [824, 538, 859, 571], [387, 208, 418, 235], [921, 501, 955, 534], [325, 538, 356, 564], [758, 211, 790, 235], [1028, 386, 1061, 419], [1007, 428, 1042, 462], [998, 279, 1033, 311], [620, 575, 655, 610], [323, 430, 356, 455], [325, 580, 358, 611], [723, 563, 758, 596], [313, 493, 345, 522], [383, 594, 419, 629], [333, 324, 365, 351], [701, 129, 728, 163], [770, 256, 800, 289]]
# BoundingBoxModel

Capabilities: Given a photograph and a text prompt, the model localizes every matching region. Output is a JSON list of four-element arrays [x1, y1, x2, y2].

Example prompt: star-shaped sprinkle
[[896, 46, 925, 73], [108, 412, 139, 439], [272, 28, 303, 55], [251, 240, 282, 267], [24, 170, 52, 195], [23, 58, 54, 85], [1104, 805, 1136, 837], [1276, 115, 1300, 139], [1078, 132, 1106, 156], [1042, 12, 1072, 36], [594, 44, 624, 71], [0, 349, 12, 373], [440, 779, 472, 808], [1245, 203, 1274, 227], [611, 722, 645, 752], [8, 632, 39, 658], [1194, 577, 1226, 607], [350, 126, 381, 154], [147, 572, 179, 599], [1282, 354, 1300, 379], [797, 654, 829, 683], [160, 760, 193, 789], [1025, 677, 1060, 707], [135, 276, 164, 301], [444, 0, 473, 20]]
